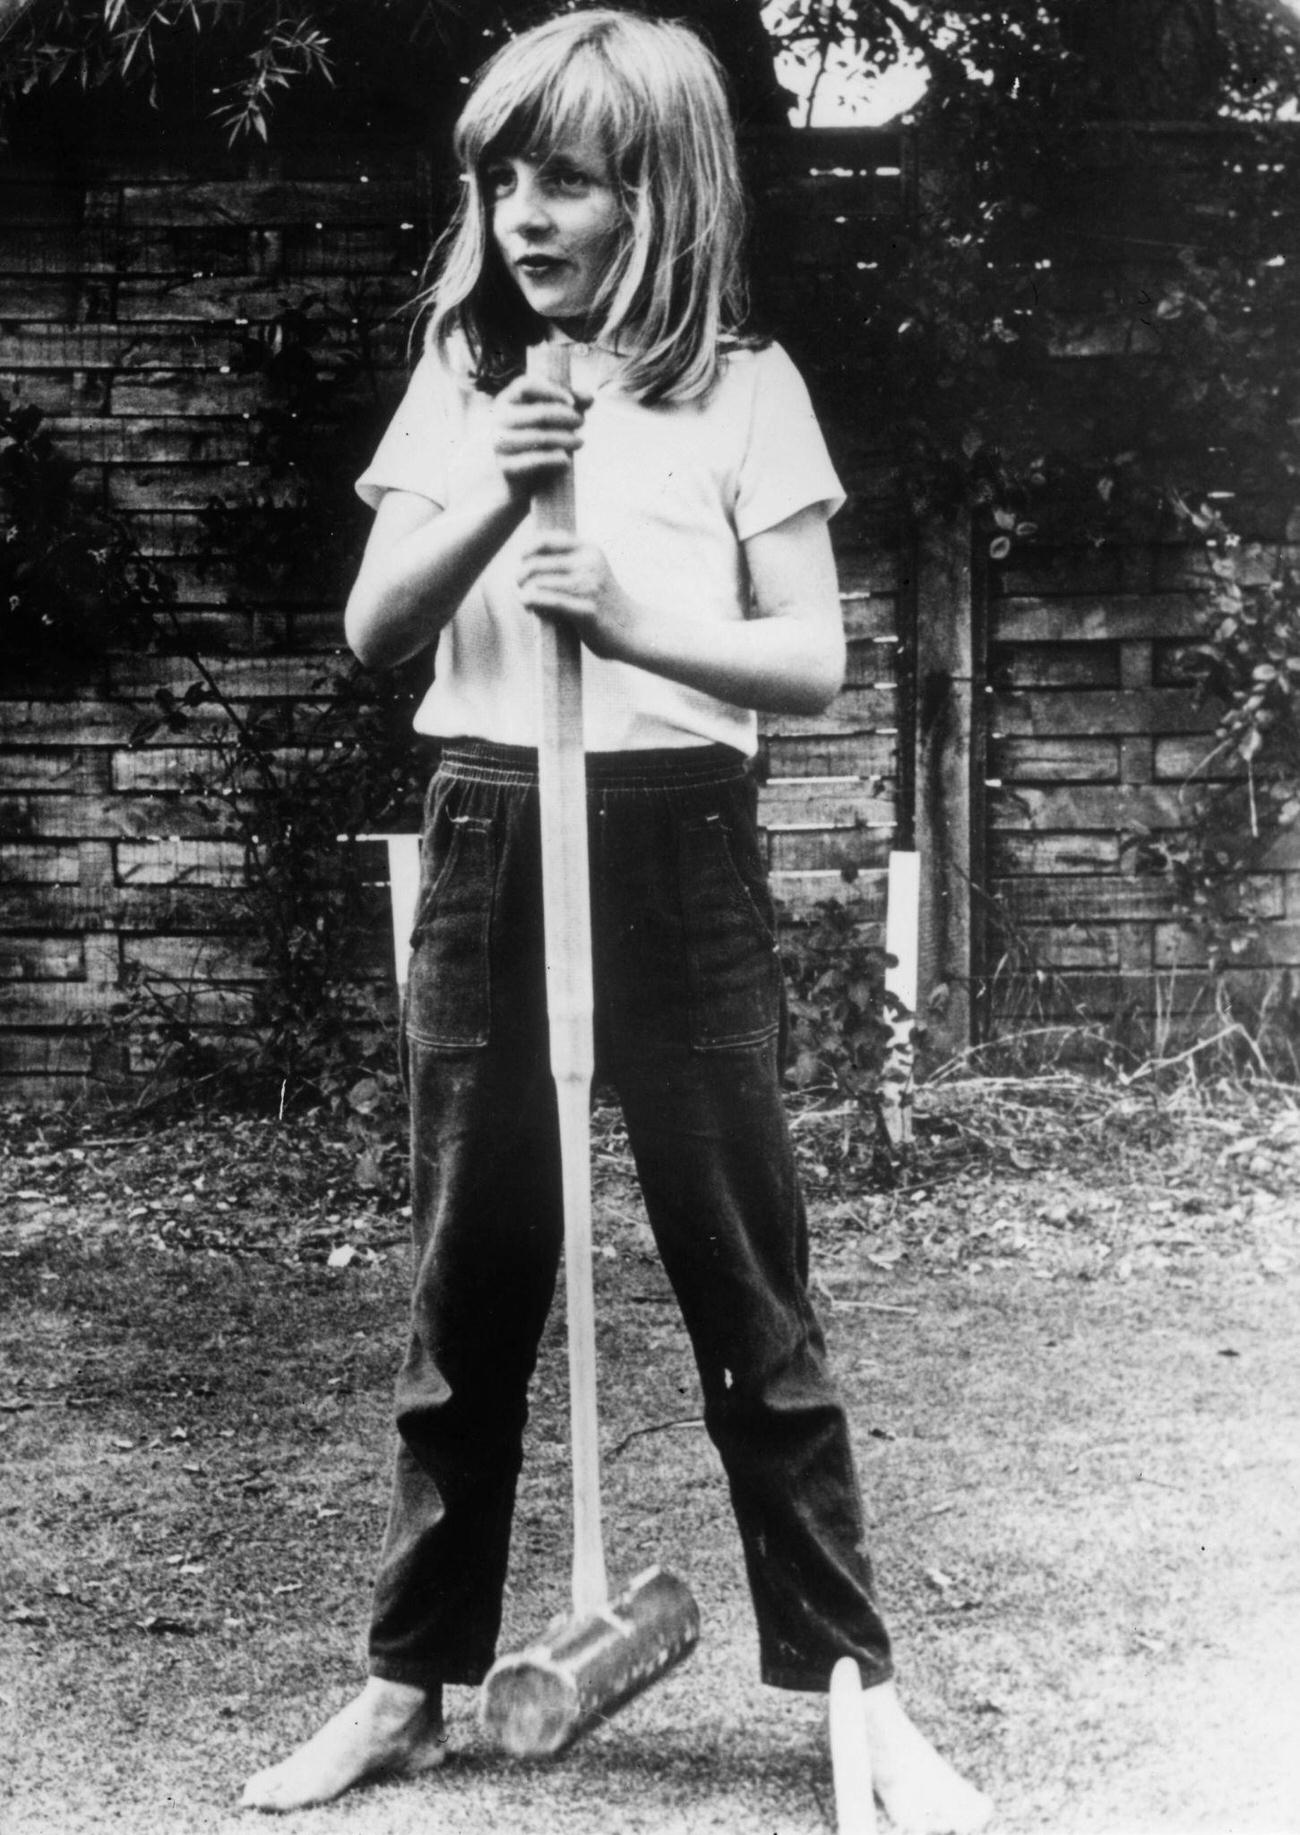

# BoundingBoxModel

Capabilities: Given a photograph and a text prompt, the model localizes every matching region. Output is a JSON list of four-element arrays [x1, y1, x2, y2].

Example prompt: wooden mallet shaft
[[479, 342, 699, 1759]]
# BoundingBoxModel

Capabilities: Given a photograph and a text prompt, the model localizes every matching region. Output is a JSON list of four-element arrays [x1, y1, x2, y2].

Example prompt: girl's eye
[[484, 165, 515, 198], [544, 164, 590, 193]]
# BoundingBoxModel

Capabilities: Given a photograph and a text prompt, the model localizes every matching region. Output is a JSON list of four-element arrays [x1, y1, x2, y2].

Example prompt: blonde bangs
[[453, 31, 634, 178], [423, 10, 752, 404]]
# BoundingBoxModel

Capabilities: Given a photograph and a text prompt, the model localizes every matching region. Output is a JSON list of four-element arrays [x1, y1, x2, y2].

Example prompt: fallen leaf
[[138, 1614, 199, 1636]]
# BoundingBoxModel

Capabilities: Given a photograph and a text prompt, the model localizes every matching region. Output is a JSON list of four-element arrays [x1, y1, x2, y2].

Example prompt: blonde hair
[[422, 8, 752, 403]]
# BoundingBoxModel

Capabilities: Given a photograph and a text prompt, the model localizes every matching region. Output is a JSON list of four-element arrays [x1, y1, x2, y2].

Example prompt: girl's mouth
[[516, 255, 565, 278]]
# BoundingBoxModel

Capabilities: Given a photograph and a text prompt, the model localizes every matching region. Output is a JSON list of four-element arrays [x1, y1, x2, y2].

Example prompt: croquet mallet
[[478, 343, 700, 1760]]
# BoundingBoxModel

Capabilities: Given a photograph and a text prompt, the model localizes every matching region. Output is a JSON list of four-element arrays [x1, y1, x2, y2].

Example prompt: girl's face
[[486, 133, 625, 339]]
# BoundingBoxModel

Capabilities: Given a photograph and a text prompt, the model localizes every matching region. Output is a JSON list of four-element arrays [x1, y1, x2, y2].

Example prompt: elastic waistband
[[437, 739, 750, 792]]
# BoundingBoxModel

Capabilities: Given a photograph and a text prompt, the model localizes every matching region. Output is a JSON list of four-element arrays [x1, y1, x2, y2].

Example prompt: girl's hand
[[491, 375, 590, 503], [517, 531, 644, 662]]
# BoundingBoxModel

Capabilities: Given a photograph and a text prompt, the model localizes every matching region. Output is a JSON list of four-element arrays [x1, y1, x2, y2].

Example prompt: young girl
[[241, 13, 991, 1831]]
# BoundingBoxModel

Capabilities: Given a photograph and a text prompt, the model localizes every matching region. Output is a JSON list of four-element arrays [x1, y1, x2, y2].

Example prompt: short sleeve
[[732, 344, 846, 542], [354, 350, 458, 511]]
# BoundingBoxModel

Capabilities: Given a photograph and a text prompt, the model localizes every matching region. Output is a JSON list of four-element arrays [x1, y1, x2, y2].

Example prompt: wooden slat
[[1153, 735, 1242, 781], [0, 794, 238, 842], [110, 747, 231, 793], [761, 686, 897, 738], [991, 689, 1219, 738], [989, 783, 1191, 831], [44, 416, 256, 465], [990, 737, 1121, 782], [762, 733, 897, 778], [991, 965, 1300, 1019], [840, 593, 898, 641], [0, 700, 224, 746], [0, 322, 409, 371], [992, 643, 1121, 689], [110, 654, 355, 698], [121, 934, 269, 981], [0, 751, 110, 793], [0, 937, 84, 980], [115, 273, 414, 322], [124, 930, 389, 981], [0, 979, 254, 1024], [0, 1033, 97, 1077], [771, 867, 887, 920], [115, 839, 247, 885], [993, 592, 1211, 643], [1263, 829, 1300, 869], [1154, 920, 1300, 968], [0, 845, 81, 886], [767, 826, 890, 874], [106, 374, 268, 415], [990, 832, 1123, 874], [996, 873, 1177, 923], [994, 925, 1121, 969], [0, 883, 254, 932], [759, 779, 892, 825], [117, 177, 420, 230]]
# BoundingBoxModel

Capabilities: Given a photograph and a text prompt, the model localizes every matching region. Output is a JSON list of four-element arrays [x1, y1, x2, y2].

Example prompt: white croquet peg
[[829, 1656, 878, 1835]]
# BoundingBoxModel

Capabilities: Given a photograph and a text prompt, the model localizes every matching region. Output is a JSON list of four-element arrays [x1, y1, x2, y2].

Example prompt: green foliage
[[11, 3, 1298, 143], [779, 897, 916, 1179], [128, 656, 424, 1111], [124, 302, 429, 1112], [1, 392, 174, 681], [1137, 523, 1300, 968], [9, 0, 1300, 1074], [780, 899, 897, 1098], [1, 0, 334, 143]]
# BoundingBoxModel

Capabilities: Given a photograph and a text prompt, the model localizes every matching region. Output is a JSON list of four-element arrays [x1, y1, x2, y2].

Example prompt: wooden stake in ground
[[479, 341, 699, 1759], [830, 1656, 879, 1835]]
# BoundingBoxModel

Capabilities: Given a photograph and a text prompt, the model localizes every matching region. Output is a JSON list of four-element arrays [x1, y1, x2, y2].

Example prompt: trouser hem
[[369, 1659, 488, 1690], [762, 1657, 895, 1693]]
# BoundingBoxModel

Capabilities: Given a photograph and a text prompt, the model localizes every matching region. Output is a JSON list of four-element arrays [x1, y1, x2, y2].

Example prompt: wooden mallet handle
[[526, 341, 606, 1619]]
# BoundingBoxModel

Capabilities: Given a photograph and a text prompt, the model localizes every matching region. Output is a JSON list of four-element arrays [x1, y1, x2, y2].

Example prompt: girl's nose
[[501, 171, 550, 234]]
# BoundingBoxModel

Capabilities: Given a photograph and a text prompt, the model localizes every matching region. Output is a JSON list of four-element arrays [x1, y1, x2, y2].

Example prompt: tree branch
[[866, 0, 965, 85], [0, 0, 47, 46]]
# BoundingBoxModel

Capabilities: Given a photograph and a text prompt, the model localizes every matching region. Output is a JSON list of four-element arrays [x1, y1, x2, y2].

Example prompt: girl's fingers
[[520, 532, 579, 559], [521, 591, 595, 622], [495, 429, 582, 455], [505, 376, 592, 410], [499, 381, 586, 428]]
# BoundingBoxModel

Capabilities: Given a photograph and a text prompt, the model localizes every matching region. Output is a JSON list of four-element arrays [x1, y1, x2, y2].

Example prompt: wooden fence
[[985, 126, 1300, 1057], [1, 119, 1298, 1100]]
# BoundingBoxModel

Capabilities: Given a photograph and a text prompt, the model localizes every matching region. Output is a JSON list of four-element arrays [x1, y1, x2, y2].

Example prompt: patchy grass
[[2, 1077, 1299, 1834]]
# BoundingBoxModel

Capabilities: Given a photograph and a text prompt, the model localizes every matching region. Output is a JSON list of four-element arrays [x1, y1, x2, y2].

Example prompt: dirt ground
[[2, 1074, 1299, 1835]]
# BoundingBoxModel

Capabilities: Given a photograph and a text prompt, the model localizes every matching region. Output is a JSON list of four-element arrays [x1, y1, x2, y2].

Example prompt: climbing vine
[[1, 392, 173, 681]]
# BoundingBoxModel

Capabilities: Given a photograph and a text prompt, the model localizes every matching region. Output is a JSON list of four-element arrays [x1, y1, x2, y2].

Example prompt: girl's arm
[[345, 375, 586, 670], [517, 502, 846, 715], [344, 483, 524, 670]]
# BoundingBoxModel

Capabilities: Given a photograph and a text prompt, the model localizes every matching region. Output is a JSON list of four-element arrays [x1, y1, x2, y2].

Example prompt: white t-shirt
[[355, 334, 845, 756]]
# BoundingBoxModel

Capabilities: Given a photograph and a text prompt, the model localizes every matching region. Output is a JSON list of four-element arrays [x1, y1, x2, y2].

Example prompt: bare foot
[[861, 1681, 993, 1834], [239, 1677, 446, 1813]]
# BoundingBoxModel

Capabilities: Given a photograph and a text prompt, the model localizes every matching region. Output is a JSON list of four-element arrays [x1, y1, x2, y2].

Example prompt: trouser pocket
[[405, 786, 496, 1050], [680, 805, 782, 1051]]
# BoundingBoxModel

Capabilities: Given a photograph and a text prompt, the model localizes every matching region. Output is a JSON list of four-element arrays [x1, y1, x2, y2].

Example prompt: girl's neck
[[547, 317, 610, 347]]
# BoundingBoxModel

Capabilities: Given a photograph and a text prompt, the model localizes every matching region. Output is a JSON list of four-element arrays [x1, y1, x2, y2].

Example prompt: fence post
[[912, 511, 981, 1066]]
